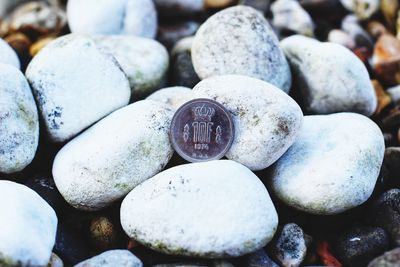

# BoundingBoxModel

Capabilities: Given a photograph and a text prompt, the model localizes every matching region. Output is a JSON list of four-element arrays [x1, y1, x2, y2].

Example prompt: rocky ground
[[1, 0, 400, 267]]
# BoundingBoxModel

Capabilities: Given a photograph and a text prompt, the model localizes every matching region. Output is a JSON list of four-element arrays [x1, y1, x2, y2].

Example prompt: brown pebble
[[29, 36, 55, 56], [89, 216, 118, 250], [205, 0, 234, 8], [380, 0, 399, 30], [372, 80, 391, 114], [372, 33, 400, 85], [367, 21, 389, 39], [4, 32, 31, 56]]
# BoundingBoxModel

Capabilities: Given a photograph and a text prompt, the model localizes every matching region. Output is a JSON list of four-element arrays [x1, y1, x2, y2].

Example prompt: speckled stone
[[334, 226, 389, 267], [368, 248, 400, 267], [0, 64, 38, 174], [94, 35, 169, 100], [26, 34, 130, 143], [121, 160, 278, 258], [74, 250, 142, 267], [0, 180, 57, 267], [146, 86, 194, 110], [281, 35, 377, 116], [0, 38, 20, 69], [67, 0, 157, 38], [53, 100, 174, 211], [192, 6, 292, 92], [193, 75, 303, 171], [269, 113, 385, 215], [271, 223, 307, 267]]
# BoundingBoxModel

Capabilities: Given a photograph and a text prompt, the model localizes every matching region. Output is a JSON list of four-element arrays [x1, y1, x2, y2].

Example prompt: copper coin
[[170, 98, 235, 162]]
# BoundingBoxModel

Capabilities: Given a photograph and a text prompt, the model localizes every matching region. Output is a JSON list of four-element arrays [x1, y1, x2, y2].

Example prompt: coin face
[[170, 98, 235, 163]]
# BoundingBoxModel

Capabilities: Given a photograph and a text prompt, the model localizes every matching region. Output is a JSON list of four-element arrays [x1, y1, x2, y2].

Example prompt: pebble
[[245, 249, 279, 267], [170, 36, 200, 88], [372, 80, 391, 114], [120, 160, 278, 258], [281, 35, 377, 116], [382, 105, 400, 129], [89, 216, 119, 251], [0, 38, 20, 68], [67, 0, 157, 38], [366, 189, 400, 246], [153, 0, 204, 16], [29, 36, 56, 57], [334, 226, 389, 267], [0, 180, 58, 267], [367, 21, 389, 39], [192, 6, 292, 93], [157, 21, 200, 49], [271, 223, 307, 267], [371, 33, 400, 85], [271, 0, 315, 36], [342, 15, 374, 50], [146, 86, 194, 110], [6, 1, 67, 36], [26, 34, 131, 143], [381, 0, 399, 29], [193, 75, 303, 171], [74, 250, 143, 267], [387, 85, 400, 103], [0, 64, 39, 174], [368, 247, 400, 267], [340, 0, 379, 20], [327, 29, 356, 49], [53, 100, 174, 211], [94, 35, 169, 100], [48, 253, 64, 267], [269, 113, 385, 215]]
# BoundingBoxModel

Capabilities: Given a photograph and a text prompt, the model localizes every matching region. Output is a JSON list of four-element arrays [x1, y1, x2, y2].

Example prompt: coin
[[170, 98, 235, 162]]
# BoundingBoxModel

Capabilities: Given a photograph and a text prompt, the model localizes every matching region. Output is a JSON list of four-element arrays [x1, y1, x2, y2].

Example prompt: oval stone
[[268, 113, 385, 215], [0, 64, 39, 174], [192, 6, 292, 92], [193, 75, 303, 171], [53, 100, 174, 211], [94, 35, 169, 100], [281, 35, 377, 116], [0, 180, 57, 267], [26, 34, 131, 143], [120, 160, 278, 258], [67, 0, 157, 38]]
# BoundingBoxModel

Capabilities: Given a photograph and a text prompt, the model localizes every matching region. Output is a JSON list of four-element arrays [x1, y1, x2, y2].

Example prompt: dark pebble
[[333, 226, 389, 267], [366, 189, 400, 246], [171, 50, 200, 88]]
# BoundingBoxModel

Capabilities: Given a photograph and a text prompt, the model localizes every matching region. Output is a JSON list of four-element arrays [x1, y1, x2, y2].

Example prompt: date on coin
[[170, 98, 235, 162]]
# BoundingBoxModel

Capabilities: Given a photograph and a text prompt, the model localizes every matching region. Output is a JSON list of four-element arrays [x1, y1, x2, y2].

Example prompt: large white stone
[[281, 35, 377, 116], [0, 64, 38, 174], [94, 35, 169, 100], [53, 100, 174, 211], [0, 180, 57, 267], [67, 0, 157, 38], [121, 160, 278, 258], [26, 34, 130, 143], [192, 6, 292, 92], [0, 38, 20, 69], [268, 113, 385, 215], [193, 75, 303, 171]]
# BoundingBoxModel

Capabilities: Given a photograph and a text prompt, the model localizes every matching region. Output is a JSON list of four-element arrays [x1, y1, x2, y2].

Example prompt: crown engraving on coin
[[170, 98, 235, 163]]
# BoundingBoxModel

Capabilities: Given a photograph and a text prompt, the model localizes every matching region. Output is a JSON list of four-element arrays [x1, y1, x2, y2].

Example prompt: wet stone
[[366, 189, 400, 246], [334, 226, 389, 267]]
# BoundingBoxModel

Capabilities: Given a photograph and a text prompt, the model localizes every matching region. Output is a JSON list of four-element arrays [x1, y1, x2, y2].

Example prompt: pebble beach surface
[[1, 0, 400, 267]]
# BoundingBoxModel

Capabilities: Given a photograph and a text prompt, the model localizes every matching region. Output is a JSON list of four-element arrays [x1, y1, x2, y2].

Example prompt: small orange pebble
[[316, 241, 343, 267], [29, 36, 55, 56], [372, 79, 391, 114], [372, 33, 400, 84]]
